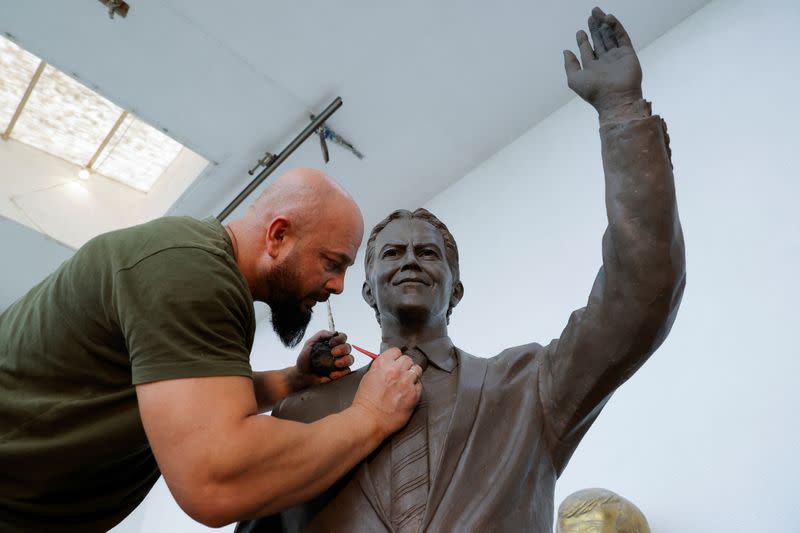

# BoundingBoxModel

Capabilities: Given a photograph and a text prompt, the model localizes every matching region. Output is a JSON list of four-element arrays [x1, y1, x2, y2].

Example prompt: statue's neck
[[380, 316, 448, 346]]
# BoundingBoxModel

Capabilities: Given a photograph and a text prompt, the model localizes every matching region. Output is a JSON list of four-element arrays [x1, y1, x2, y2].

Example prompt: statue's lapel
[[423, 350, 488, 527]]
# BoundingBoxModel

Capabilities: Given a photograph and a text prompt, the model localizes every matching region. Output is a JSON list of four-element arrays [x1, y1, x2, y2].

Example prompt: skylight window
[[12, 64, 124, 168], [93, 113, 184, 192], [0, 36, 40, 130], [0, 34, 203, 193]]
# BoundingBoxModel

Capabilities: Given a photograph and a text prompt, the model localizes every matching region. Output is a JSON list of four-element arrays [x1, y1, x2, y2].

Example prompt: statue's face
[[367, 218, 455, 326]]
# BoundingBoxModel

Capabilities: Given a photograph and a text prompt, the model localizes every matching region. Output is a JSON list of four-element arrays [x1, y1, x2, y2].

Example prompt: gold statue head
[[557, 488, 650, 533]]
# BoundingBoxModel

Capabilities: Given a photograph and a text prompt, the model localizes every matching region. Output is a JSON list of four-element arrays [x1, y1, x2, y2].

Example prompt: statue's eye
[[382, 249, 399, 259]]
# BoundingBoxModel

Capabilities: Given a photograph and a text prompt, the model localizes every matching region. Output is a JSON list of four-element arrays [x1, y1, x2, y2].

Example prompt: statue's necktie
[[390, 347, 429, 532]]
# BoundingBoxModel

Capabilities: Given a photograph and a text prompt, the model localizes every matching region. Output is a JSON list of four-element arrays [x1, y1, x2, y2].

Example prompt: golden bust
[[557, 488, 650, 533]]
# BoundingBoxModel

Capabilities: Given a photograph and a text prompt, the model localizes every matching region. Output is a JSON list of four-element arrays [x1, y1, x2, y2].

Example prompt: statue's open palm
[[564, 7, 642, 113]]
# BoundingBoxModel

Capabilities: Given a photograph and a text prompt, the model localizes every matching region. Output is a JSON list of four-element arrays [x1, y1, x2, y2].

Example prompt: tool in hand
[[308, 300, 378, 376], [351, 345, 378, 360], [308, 301, 338, 376]]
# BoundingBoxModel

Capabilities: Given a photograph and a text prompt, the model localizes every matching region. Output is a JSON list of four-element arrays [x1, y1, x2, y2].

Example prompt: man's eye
[[382, 249, 398, 258], [421, 249, 438, 258]]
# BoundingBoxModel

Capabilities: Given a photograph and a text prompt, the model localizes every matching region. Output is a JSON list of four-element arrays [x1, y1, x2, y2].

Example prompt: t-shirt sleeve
[[113, 247, 254, 385]]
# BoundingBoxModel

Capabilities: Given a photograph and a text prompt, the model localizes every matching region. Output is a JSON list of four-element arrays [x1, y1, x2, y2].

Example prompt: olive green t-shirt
[[0, 216, 255, 531]]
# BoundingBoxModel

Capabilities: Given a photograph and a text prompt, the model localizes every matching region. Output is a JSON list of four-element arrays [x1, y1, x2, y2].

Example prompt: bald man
[[0, 168, 423, 532]]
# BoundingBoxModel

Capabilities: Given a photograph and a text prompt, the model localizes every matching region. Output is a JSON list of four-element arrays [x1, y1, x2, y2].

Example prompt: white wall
[[128, 0, 799, 531], [423, 0, 799, 531], [0, 216, 73, 311]]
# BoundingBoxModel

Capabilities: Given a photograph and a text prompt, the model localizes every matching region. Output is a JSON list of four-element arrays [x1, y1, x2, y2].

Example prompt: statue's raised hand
[[564, 7, 642, 116]]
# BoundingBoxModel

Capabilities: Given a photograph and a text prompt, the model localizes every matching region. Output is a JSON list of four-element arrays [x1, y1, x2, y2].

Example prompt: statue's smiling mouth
[[394, 277, 431, 286]]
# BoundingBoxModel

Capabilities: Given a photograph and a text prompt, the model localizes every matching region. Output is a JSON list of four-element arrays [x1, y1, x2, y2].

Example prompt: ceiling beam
[[2, 60, 46, 141], [86, 110, 129, 170]]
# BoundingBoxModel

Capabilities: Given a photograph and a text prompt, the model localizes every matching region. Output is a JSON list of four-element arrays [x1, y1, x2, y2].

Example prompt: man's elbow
[[173, 480, 271, 528]]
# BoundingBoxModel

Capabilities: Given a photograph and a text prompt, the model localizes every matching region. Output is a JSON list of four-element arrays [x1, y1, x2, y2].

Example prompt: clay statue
[[238, 7, 685, 532]]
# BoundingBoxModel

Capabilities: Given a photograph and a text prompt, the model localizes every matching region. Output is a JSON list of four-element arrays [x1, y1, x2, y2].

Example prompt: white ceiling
[[0, 0, 709, 230]]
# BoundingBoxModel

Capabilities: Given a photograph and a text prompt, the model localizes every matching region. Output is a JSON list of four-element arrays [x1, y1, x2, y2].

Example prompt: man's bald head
[[227, 168, 364, 346], [247, 167, 362, 237]]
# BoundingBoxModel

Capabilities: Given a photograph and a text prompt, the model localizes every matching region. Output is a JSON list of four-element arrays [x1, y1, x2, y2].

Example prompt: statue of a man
[[557, 488, 651, 533], [238, 7, 685, 533]]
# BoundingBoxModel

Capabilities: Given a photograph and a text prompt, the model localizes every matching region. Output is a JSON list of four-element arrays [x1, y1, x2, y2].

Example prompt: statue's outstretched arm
[[539, 8, 686, 471]]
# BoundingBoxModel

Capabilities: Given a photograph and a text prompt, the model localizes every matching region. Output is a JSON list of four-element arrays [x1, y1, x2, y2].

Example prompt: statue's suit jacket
[[237, 115, 685, 533]]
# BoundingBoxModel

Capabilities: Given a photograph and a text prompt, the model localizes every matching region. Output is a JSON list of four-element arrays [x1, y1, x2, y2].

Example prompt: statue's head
[[557, 488, 650, 533], [362, 208, 463, 328]]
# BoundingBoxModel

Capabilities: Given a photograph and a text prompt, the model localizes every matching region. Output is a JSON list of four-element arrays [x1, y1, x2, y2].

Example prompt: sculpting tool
[[352, 344, 378, 360], [326, 300, 336, 333], [326, 300, 377, 360]]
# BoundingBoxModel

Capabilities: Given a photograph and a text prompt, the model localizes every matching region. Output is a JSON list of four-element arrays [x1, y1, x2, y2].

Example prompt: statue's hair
[[558, 490, 619, 519], [558, 488, 650, 533], [363, 208, 461, 324]]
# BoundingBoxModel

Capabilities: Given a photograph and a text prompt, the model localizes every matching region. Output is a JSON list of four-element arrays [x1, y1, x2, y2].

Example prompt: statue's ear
[[363, 280, 382, 325], [450, 281, 464, 309], [362, 281, 376, 308]]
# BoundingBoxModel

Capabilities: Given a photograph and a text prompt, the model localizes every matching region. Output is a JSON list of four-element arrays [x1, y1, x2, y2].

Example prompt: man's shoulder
[[92, 216, 240, 286], [274, 366, 367, 422], [101, 216, 228, 259]]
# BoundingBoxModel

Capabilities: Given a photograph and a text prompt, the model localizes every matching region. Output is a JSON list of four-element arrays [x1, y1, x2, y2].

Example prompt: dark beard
[[265, 257, 312, 348]]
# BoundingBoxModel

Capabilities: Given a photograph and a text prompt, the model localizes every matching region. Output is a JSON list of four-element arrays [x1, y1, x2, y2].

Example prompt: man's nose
[[325, 273, 345, 295]]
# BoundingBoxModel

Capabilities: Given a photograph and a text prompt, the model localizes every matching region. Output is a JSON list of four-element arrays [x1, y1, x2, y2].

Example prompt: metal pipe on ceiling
[[216, 96, 343, 221]]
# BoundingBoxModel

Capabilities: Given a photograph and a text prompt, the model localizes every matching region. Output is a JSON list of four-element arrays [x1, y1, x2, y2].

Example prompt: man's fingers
[[330, 341, 351, 356], [607, 14, 632, 47], [397, 355, 414, 371], [308, 330, 333, 344], [334, 354, 354, 368], [588, 15, 606, 55], [408, 364, 423, 383], [329, 332, 348, 346], [328, 368, 352, 380], [563, 50, 581, 75], [380, 347, 402, 361], [576, 30, 595, 65]]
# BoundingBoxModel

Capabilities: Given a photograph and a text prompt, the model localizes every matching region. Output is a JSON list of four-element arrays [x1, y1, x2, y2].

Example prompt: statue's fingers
[[577, 30, 595, 65], [599, 22, 618, 50], [588, 14, 607, 55], [607, 14, 633, 47], [563, 50, 582, 75]]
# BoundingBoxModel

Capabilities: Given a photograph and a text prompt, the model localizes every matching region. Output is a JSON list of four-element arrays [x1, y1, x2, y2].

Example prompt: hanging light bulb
[[78, 168, 90, 180]]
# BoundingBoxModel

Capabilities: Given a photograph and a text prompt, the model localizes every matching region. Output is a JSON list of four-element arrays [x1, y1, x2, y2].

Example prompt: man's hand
[[563, 7, 643, 117], [294, 330, 354, 388], [351, 347, 422, 436]]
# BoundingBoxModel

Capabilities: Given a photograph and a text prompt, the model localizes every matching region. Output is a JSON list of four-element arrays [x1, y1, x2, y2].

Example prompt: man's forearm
[[171, 404, 385, 527], [237, 405, 384, 519], [252, 368, 302, 412]]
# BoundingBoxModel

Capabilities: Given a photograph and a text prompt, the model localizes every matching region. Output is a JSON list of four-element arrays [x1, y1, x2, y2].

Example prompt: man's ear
[[265, 217, 290, 258], [450, 281, 464, 310]]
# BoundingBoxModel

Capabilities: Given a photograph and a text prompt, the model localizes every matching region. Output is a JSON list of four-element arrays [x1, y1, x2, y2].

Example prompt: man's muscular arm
[[540, 8, 686, 470], [136, 348, 422, 527]]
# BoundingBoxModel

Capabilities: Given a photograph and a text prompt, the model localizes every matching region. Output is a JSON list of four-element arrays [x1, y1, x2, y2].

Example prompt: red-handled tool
[[352, 344, 378, 360]]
